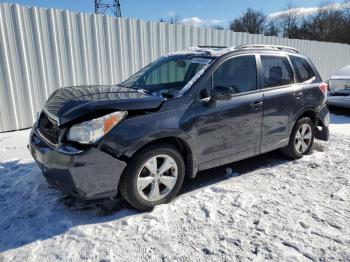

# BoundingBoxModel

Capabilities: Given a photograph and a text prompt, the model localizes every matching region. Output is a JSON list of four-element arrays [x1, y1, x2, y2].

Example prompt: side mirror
[[212, 86, 234, 100]]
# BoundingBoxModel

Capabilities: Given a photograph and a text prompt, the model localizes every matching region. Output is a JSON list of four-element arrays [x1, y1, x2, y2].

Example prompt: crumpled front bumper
[[28, 129, 127, 200]]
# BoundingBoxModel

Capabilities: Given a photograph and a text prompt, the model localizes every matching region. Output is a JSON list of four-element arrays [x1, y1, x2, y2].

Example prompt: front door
[[188, 54, 264, 169]]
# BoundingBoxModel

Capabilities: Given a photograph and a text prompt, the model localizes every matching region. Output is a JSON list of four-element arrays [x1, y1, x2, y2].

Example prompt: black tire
[[282, 117, 315, 159], [119, 143, 185, 211]]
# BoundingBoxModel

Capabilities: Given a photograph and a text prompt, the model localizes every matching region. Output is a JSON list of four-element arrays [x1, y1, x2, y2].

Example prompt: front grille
[[37, 113, 61, 145]]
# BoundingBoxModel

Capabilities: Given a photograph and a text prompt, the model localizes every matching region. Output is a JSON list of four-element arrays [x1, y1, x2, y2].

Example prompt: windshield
[[120, 55, 213, 98]]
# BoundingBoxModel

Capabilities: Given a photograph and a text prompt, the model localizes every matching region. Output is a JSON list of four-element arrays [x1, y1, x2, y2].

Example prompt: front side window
[[261, 55, 294, 88], [121, 56, 213, 98], [290, 56, 315, 83], [213, 55, 257, 94]]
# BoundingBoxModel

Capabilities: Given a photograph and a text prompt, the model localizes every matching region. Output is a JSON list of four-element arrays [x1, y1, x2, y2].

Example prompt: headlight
[[68, 111, 127, 144]]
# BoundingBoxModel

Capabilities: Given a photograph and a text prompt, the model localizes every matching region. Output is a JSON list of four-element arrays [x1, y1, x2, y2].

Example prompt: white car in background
[[328, 65, 350, 109]]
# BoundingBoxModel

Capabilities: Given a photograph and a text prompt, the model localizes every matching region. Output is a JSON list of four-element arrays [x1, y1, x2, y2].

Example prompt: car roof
[[167, 45, 302, 59]]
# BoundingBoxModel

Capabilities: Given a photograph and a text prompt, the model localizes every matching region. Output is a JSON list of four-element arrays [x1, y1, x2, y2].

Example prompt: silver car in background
[[328, 65, 350, 109]]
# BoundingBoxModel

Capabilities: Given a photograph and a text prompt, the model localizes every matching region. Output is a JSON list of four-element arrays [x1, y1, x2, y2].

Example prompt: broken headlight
[[68, 111, 127, 144]]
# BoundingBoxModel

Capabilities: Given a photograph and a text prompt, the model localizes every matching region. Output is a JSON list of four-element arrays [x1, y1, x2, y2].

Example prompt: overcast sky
[[1, 0, 348, 27]]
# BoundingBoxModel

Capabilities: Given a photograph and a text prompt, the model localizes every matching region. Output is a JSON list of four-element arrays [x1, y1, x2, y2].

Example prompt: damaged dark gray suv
[[29, 45, 330, 211]]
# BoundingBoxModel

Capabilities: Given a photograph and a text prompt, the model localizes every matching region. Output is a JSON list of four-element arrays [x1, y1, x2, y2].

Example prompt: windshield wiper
[[161, 92, 174, 98], [136, 88, 151, 94]]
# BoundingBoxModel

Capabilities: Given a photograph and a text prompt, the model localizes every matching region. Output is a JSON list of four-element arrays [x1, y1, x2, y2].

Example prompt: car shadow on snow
[[181, 149, 291, 194], [0, 149, 298, 253], [0, 159, 139, 253]]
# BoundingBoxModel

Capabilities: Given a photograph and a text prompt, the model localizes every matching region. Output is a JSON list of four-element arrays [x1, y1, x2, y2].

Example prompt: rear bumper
[[315, 106, 330, 141], [28, 128, 127, 200]]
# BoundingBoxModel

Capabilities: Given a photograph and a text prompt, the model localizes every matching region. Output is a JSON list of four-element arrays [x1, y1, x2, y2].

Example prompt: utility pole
[[94, 0, 121, 17]]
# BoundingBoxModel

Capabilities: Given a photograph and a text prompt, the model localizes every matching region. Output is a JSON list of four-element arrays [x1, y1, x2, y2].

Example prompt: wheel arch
[[296, 109, 317, 125], [123, 136, 196, 179], [291, 107, 318, 131]]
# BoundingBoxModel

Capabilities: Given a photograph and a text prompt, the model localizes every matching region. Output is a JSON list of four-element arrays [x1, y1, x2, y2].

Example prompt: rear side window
[[213, 55, 257, 94], [290, 56, 315, 83], [261, 55, 294, 88]]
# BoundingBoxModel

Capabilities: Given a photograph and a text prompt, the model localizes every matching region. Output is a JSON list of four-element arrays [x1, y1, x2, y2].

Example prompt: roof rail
[[235, 44, 299, 54], [197, 45, 228, 50], [186, 45, 231, 56]]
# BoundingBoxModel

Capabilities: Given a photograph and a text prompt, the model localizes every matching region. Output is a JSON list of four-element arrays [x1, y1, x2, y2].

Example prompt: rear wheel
[[282, 117, 315, 159], [119, 143, 185, 211]]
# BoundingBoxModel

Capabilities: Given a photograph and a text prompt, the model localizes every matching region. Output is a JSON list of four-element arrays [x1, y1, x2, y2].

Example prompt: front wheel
[[282, 117, 315, 159], [119, 143, 185, 211]]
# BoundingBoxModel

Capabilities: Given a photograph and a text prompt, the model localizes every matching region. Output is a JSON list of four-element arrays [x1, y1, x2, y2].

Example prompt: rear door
[[259, 54, 305, 153]]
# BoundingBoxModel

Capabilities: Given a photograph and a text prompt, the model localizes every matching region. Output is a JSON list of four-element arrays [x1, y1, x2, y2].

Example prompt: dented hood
[[43, 85, 165, 126]]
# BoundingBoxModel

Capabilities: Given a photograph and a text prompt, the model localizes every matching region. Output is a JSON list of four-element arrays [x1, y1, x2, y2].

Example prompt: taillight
[[319, 82, 328, 97]]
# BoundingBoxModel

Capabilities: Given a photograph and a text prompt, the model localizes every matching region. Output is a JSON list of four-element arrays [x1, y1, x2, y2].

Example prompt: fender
[[288, 105, 318, 135], [123, 133, 198, 179], [101, 107, 200, 178]]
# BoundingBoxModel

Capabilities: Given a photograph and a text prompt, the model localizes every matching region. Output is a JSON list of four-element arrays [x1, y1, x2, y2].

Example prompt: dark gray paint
[[29, 49, 330, 200]]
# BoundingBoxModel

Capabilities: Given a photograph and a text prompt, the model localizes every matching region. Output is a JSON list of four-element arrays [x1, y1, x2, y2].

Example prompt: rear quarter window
[[290, 56, 316, 83]]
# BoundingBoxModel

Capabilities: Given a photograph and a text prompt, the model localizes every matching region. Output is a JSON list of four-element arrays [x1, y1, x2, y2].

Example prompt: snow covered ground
[[0, 111, 349, 262]]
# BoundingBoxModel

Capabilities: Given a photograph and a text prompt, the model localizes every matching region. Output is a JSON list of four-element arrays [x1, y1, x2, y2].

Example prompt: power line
[[94, 0, 121, 17]]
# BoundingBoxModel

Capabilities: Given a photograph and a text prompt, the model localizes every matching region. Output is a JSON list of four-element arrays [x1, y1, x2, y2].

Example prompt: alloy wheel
[[294, 123, 312, 154], [136, 154, 178, 202]]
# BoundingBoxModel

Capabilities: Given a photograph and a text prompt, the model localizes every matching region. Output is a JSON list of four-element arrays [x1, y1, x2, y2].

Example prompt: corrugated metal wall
[[1, 3, 350, 132]]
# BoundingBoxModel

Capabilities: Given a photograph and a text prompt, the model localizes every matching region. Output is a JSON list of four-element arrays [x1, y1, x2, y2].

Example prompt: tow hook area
[[314, 106, 330, 141], [315, 125, 330, 141]]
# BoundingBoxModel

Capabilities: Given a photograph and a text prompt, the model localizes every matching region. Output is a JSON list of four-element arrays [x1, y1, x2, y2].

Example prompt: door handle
[[293, 91, 303, 99], [250, 101, 263, 109]]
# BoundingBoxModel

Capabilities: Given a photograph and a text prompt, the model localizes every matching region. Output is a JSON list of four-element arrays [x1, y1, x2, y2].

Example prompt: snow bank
[[0, 114, 349, 261]]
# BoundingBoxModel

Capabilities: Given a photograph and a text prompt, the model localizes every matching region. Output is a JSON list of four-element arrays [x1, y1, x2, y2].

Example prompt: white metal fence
[[1, 3, 350, 132]]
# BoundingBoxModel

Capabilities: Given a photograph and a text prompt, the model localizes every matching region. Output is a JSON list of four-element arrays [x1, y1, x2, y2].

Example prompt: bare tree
[[344, 0, 350, 20], [264, 20, 279, 36], [212, 25, 225, 30], [297, 2, 349, 43], [343, 0, 350, 43], [313, 3, 339, 40], [160, 1, 350, 44], [230, 8, 266, 34], [168, 15, 180, 24], [229, 2, 350, 44], [278, 4, 300, 38], [159, 15, 180, 24]]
